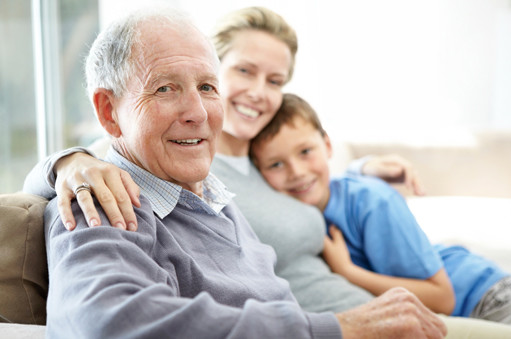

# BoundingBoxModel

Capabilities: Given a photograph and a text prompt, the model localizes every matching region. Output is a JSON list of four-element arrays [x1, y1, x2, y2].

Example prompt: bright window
[[1, 0, 99, 193]]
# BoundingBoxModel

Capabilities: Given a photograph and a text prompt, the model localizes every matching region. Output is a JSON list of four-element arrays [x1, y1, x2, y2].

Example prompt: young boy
[[249, 93, 511, 323]]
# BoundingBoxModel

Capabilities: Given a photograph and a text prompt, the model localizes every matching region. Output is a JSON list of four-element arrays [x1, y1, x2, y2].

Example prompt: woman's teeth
[[236, 105, 259, 118]]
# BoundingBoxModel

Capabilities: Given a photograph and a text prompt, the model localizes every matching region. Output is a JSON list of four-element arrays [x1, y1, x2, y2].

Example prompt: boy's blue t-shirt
[[323, 175, 508, 317]]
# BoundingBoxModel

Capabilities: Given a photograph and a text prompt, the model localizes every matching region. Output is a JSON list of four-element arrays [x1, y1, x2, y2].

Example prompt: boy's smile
[[252, 116, 333, 211]]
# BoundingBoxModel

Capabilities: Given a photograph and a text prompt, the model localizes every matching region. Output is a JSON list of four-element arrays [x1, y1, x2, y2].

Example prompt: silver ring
[[74, 182, 92, 196]]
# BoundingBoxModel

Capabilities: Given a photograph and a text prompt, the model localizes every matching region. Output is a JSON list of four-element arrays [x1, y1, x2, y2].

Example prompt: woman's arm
[[323, 226, 455, 315], [24, 148, 140, 231], [23, 147, 91, 199], [53, 152, 140, 231]]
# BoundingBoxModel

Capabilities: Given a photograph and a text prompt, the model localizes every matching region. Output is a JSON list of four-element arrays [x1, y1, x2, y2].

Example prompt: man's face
[[252, 116, 332, 211], [113, 21, 223, 196]]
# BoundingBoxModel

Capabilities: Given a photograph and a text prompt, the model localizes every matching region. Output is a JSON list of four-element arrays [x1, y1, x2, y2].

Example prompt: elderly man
[[42, 8, 446, 339]]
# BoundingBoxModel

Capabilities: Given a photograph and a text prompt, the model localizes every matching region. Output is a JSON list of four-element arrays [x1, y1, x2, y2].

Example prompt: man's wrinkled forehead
[[128, 22, 218, 87], [136, 18, 218, 63]]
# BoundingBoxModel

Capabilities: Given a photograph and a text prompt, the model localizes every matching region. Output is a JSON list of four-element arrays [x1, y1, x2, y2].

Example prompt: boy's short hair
[[250, 93, 326, 160]]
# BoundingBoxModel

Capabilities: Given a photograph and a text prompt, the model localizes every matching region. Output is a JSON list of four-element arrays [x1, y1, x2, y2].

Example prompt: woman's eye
[[157, 86, 170, 93], [269, 79, 284, 87], [237, 67, 253, 76]]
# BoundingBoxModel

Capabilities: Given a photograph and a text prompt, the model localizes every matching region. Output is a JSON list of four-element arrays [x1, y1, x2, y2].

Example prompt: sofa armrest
[[0, 193, 48, 325]]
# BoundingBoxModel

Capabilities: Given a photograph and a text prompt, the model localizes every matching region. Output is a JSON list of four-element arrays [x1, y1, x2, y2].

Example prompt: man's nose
[[180, 90, 208, 124]]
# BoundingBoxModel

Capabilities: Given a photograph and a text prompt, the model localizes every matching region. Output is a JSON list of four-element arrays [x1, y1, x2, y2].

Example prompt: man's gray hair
[[84, 8, 195, 101]]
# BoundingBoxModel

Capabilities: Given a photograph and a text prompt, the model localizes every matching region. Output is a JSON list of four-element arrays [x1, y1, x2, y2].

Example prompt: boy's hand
[[362, 154, 426, 196], [323, 225, 353, 276]]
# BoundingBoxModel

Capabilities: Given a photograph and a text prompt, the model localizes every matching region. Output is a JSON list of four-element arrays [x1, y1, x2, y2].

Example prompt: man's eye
[[157, 86, 170, 93], [200, 84, 214, 92]]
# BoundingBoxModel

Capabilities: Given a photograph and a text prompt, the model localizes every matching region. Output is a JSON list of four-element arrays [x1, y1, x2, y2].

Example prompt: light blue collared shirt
[[106, 147, 235, 219]]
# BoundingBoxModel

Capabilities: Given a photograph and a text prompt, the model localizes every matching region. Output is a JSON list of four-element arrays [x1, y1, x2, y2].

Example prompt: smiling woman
[[217, 29, 292, 154]]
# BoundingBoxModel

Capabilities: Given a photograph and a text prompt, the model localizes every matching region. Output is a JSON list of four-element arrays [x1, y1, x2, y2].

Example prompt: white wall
[[99, 0, 511, 144]]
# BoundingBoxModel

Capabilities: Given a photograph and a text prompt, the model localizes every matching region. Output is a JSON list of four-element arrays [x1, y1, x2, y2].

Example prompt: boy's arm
[[323, 226, 455, 315]]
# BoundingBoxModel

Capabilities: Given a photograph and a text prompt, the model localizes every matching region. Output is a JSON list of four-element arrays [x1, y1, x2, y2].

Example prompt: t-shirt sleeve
[[359, 183, 443, 279], [344, 155, 373, 176]]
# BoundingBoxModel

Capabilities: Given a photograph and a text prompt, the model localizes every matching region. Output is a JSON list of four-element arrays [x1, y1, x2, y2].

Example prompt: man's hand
[[54, 152, 140, 231], [336, 287, 447, 339], [362, 154, 426, 196]]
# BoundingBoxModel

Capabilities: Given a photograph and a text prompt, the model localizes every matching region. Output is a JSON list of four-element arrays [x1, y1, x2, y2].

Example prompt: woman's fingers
[[56, 188, 77, 230], [54, 152, 140, 231], [84, 166, 137, 231], [121, 170, 141, 208], [75, 187, 102, 228]]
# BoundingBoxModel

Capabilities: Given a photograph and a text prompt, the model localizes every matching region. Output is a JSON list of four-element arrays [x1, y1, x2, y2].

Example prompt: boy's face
[[252, 116, 333, 211]]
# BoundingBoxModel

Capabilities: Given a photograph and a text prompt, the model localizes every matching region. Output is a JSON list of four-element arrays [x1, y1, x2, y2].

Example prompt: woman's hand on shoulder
[[55, 152, 140, 231]]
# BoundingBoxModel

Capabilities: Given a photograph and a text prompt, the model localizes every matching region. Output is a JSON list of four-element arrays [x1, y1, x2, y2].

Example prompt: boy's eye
[[269, 161, 283, 169], [301, 148, 312, 155]]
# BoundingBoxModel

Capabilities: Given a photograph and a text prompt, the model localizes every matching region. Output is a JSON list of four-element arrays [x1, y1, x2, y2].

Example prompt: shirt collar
[[105, 147, 234, 219]]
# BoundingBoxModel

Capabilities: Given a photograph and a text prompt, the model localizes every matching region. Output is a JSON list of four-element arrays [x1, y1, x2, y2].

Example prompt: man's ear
[[93, 88, 121, 137], [323, 132, 333, 159]]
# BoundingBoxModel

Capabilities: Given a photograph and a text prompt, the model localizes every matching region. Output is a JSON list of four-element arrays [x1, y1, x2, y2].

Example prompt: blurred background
[[2, 0, 510, 193]]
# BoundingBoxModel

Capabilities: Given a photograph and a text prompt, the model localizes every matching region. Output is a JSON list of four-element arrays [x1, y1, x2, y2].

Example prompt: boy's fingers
[[383, 164, 403, 178], [412, 175, 426, 196], [329, 225, 343, 240]]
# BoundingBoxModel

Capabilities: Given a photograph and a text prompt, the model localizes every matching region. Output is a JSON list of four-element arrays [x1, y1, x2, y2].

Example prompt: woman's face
[[219, 30, 292, 142]]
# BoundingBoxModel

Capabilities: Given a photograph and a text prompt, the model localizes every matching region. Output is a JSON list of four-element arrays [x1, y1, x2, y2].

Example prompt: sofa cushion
[[0, 193, 48, 325]]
